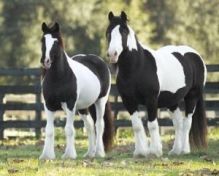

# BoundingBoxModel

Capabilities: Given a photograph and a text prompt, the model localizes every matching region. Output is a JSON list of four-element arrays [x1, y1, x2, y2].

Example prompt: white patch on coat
[[108, 25, 123, 63], [152, 46, 186, 93], [131, 111, 149, 157], [147, 119, 163, 157], [65, 53, 101, 110], [71, 54, 86, 59], [168, 108, 183, 155], [127, 26, 138, 51], [44, 34, 57, 68]]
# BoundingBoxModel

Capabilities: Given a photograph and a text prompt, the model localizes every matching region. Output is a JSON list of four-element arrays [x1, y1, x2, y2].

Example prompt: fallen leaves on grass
[[12, 159, 24, 163], [180, 168, 219, 176], [200, 155, 216, 165], [8, 168, 19, 174]]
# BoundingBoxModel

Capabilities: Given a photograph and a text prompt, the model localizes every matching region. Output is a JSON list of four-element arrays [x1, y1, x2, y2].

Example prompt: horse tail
[[190, 93, 208, 149], [103, 101, 114, 152]]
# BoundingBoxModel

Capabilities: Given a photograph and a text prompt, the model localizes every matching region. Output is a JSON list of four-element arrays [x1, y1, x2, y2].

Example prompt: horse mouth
[[109, 56, 118, 64], [42, 62, 51, 70]]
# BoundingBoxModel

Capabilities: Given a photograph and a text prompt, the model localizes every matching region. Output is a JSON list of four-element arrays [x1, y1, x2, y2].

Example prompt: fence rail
[[0, 65, 219, 139]]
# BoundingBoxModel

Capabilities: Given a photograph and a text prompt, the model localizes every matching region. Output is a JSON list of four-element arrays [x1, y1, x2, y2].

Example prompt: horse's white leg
[[62, 103, 77, 159], [148, 119, 162, 157], [94, 98, 106, 157], [80, 113, 96, 158], [168, 108, 183, 155], [181, 113, 193, 154], [39, 105, 55, 160], [131, 111, 149, 157]]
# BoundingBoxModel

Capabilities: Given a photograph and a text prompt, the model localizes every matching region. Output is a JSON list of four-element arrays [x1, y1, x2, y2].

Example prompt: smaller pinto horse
[[106, 11, 207, 157], [39, 22, 113, 160]]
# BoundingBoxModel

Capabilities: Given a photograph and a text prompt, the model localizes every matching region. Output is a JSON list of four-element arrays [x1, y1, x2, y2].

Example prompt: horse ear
[[120, 11, 127, 22], [42, 22, 49, 32], [108, 11, 114, 21], [54, 22, 60, 32]]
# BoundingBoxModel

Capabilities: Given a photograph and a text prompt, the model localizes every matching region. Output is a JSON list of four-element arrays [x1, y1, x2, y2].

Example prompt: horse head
[[40, 22, 63, 69]]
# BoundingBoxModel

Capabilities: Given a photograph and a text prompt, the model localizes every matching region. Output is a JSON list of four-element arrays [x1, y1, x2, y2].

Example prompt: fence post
[[35, 80, 42, 139], [0, 94, 4, 139]]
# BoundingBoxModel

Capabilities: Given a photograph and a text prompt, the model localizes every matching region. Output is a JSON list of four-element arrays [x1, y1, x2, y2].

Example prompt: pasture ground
[[0, 128, 219, 176]]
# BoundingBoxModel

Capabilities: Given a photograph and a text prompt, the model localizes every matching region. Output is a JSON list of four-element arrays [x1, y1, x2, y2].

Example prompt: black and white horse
[[39, 22, 113, 160], [106, 11, 207, 157]]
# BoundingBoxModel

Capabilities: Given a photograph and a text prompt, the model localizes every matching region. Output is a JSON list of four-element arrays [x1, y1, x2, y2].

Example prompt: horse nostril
[[114, 51, 117, 56]]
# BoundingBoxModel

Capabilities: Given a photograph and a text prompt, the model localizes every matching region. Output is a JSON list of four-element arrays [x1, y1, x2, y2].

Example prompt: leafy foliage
[[0, 0, 218, 68]]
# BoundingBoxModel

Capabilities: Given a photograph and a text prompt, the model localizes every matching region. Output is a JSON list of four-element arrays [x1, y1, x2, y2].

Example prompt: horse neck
[[117, 42, 145, 77], [48, 49, 70, 80]]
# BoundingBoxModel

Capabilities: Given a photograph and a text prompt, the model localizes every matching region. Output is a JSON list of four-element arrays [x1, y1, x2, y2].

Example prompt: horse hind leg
[[168, 106, 184, 155], [79, 108, 96, 158], [182, 90, 198, 154], [94, 97, 107, 157]]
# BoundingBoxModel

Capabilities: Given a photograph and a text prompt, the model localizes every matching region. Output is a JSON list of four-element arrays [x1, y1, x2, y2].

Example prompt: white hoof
[[83, 150, 95, 158], [62, 149, 77, 159], [39, 152, 55, 160], [133, 149, 148, 158], [168, 148, 181, 155], [149, 145, 163, 157], [95, 150, 105, 158], [181, 149, 190, 155]]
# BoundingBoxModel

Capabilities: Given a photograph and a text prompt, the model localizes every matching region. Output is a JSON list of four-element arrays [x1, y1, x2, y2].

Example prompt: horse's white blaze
[[148, 119, 162, 157], [108, 25, 123, 63], [131, 111, 149, 157], [44, 34, 57, 67], [169, 108, 183, 155], [127, 26, 138, 51], [66, 54, 101, 110]]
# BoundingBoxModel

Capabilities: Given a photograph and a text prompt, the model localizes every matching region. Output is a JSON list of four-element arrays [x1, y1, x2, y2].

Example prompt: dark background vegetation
[[0, 0, 218, 68]]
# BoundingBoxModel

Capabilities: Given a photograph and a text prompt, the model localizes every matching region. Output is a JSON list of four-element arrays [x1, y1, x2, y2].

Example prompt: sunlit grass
[[0, 128, 219, 176]]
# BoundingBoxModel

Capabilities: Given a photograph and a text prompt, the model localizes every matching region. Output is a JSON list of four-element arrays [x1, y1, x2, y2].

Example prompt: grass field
[[0, 128, 219, 176]]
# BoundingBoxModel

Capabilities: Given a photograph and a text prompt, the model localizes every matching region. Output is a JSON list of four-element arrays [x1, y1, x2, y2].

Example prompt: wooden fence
[[0, 65, 219, 139]]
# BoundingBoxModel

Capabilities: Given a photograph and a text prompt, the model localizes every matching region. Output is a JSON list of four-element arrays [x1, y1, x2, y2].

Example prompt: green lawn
[[0, 128, 219, 176]]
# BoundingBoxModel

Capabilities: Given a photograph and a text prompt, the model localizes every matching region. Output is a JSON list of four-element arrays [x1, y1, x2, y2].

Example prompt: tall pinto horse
[[106, 11, 207, 157], [39, 22, 113, 160]]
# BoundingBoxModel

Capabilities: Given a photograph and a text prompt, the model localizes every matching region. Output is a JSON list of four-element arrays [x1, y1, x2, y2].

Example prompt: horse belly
[[76, 76, 101, 110]]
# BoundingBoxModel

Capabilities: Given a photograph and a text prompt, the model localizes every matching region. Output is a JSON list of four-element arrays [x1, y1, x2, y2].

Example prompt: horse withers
[[39, 22, 114, 160], [106, 11, 207, 157]]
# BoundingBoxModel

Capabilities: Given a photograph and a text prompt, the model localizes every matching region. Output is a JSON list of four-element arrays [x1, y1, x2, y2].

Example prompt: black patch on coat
[[43, 50, 77, 111]]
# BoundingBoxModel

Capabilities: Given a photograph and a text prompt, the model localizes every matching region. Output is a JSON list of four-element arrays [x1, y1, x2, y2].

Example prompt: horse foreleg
[[81, 113, 96, 158], [39, 105, 55, 160], [131, 111, 149, 157], [168, 108, 183, 155], [147, 101, 162, 157], [62, 103, 77, 159]]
